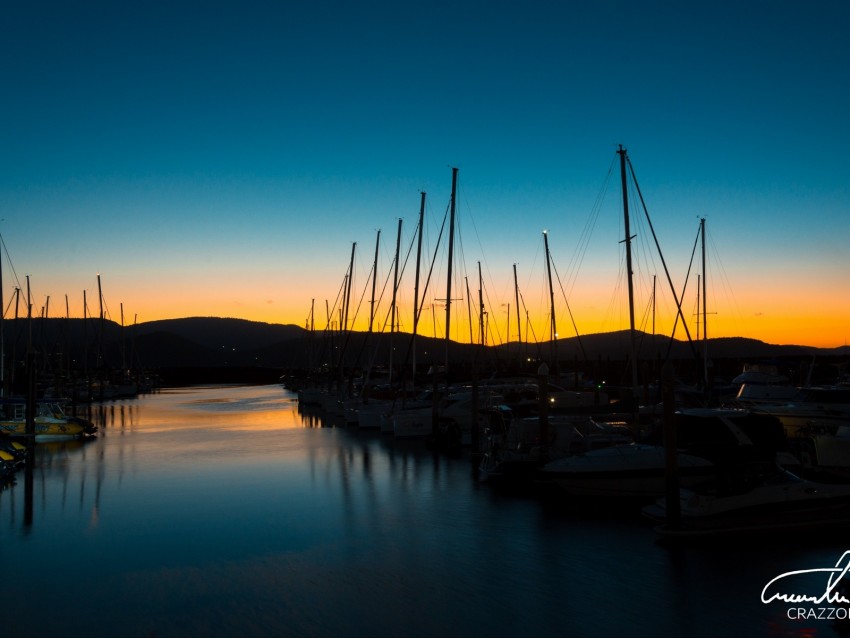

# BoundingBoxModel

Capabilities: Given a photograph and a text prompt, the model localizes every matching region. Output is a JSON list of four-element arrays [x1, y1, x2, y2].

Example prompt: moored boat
[[478, 414, 633, 485], [537, 407, 797, 501], [642, 467, 850, 538], [0, 398, 97, 441]]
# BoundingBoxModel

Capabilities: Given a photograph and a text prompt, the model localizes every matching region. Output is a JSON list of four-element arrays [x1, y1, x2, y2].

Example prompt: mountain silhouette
[[3, 316, 847, 385]]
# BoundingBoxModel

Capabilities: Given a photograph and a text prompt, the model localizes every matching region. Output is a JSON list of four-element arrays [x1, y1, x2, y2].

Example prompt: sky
[[1, 0, 848, 349]]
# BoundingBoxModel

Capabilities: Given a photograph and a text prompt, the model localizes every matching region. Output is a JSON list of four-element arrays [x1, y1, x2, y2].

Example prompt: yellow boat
[[0, 399, 97, 441], [0, 439, 25, 480]]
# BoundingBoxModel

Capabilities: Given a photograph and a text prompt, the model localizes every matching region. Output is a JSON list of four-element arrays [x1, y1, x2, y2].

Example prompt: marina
[[4, 3, 850, 636], [2, 383, 849, 638]]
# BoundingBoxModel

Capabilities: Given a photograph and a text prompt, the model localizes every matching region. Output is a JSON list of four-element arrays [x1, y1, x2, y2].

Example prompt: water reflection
[[0, 384, 844, 638]]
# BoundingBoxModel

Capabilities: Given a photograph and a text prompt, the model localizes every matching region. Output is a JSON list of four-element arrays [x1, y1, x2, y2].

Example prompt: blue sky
[[2, 1, 848, 346]]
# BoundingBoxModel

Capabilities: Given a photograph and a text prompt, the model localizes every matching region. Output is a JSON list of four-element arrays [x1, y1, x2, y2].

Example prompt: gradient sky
[[2, 1, 848, 348]]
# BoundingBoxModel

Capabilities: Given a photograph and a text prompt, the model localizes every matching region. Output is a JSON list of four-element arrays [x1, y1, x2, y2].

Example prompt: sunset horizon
[[3, 2, 847, 353]]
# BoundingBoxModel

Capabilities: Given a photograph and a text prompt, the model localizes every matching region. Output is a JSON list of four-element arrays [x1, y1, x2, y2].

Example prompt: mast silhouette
[[389, 218, 402, 386], [700, 217, 709, 391], [369, 229, 380, 334], [618, 145, 640, 419], [543, 230, 557, 377], [513, 263, 521, 346], [444, 167, 458, 376], [412, 191, 425, 387]]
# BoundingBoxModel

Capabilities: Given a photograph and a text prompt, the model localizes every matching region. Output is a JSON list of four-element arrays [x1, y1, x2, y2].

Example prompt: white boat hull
[[541, 444, 715, 498]]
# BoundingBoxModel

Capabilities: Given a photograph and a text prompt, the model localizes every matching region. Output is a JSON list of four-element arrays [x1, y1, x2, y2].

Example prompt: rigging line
[[626, 156, 699, 362], [623, 176, 654, 287], [520, 233, 544, 298], [355, 258, 377, 320], [482, 283, 506, 346], [517, 288, 544, 360], [565, 157, 616, 293], [335, 241, 376, 371], [549, 257, 589, 361], [638, 291, 654, 334], [598, 232, 626, 334], [0, 234, 23, 293], [322, 270, 349, 332], [705, 225, 744, 323], [347, 255, 376, 336], [457, 180, 502, 322], [370, 217, 421, 339], [360, 236, 398, 375], [393, 200, 453, 391], [480, 280, 501, 346], [377, 255, 401, 333], [414, 197, 450, 328], [374, 252, 397, 331], [664, 222, 701, 360], [458, 179, 486, 262], [372, 220, 414, 332], [393, 198, 449, 388], [3, 290, 19, 320]]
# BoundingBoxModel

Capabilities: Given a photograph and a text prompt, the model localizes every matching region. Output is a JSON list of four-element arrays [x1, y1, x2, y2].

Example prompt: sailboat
[[391, 167, 461, 441], [536, 146, 775, 499], [0, 274, 96, 441], [389, 167, 502, 448]]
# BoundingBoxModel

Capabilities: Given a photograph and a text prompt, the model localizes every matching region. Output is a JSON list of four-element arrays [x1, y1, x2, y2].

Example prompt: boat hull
[[643, 473, 850, 538], [0, 419, 88, 440], [540, 444, 716, 498]]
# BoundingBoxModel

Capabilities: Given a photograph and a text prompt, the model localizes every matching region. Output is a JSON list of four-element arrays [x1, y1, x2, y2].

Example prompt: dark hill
[[3, 316, 847, 385], [131, 317, 304, 351]]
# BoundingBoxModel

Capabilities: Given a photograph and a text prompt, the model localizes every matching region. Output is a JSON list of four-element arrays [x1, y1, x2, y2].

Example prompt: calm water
[[1, 384, 847, 638]]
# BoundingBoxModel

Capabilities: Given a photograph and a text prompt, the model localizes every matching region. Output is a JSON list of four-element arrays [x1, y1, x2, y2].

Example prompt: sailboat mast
[[25, 276, 34, 436], [83, 290, 88, 378], [652, 275, 656, 336], [543, 230, 557, 373], [478, 262, 485, 346], [121, 302, 126, 373], [389, 218, 402, 385], [413, 193, 425, 332], [696, 275, 700, 338], [343, 242, 356, 333], [618, 145, 640, 412], [392, 219, 402, 335], [506, 304, 509, 348], [513, 263, 521, 345], [444, 167, 458, 374], [369, 229, 381, 333], [700, 216, 708, 387], [412, 192, 425, 385], [65, 294, 70, 381], [308, 298, 315, 370], [465, 276, 473, 346], [97, 273, 104, 370]]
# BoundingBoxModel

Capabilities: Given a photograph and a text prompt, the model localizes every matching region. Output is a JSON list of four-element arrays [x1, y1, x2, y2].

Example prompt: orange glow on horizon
[[20, 262, 849, 349]]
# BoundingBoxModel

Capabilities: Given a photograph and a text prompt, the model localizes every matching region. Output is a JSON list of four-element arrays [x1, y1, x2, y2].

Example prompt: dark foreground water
[[2, 384, 848, 638]]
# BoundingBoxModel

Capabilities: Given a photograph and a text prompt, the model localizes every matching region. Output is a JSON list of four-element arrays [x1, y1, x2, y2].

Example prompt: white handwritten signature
[[762, 551, 850, 604]]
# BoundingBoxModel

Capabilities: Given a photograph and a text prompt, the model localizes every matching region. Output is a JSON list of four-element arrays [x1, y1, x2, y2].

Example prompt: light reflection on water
[[0, 384, 846, 638]]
